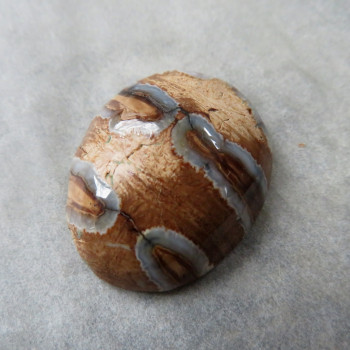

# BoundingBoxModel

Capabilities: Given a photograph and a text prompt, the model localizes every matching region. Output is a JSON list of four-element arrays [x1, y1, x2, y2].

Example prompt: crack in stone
[[125, 142, 157, 160], [110, 141, 161, 178], [79, 146, 88, 155], [119, 211, 151, 244]]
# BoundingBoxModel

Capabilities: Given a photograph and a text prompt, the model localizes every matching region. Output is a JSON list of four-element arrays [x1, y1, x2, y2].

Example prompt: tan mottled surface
[[143, 71, 272, 179], [70, 71, 269, 289]]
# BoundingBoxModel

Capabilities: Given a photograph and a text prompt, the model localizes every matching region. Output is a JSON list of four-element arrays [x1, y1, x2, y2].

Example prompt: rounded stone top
[[66, 71, 272, 292]]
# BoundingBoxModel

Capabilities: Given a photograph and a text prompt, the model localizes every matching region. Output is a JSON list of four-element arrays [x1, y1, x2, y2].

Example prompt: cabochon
[[66, 71, 272, 292]]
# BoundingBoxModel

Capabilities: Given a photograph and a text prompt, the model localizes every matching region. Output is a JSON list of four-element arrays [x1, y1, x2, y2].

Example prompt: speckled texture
[[67, 72, 271, 291], [0, 0, 349, 349]]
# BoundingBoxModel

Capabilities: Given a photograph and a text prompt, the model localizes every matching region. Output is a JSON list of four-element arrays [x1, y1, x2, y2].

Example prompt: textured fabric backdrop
[[0, 1, 349, 349]]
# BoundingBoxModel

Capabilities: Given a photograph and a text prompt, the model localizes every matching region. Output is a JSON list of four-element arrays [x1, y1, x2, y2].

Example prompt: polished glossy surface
[[66, 71, 272, 292]]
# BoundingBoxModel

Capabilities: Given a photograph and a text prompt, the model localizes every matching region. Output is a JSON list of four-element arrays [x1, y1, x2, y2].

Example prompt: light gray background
[[1, 1, 349, 349]]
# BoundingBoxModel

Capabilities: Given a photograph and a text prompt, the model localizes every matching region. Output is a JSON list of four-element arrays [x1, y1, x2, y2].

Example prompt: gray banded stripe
[[171, 114, 268, 232], [125, 83, 179, 113], [108, 83, 179, 136], [135, 227, 212, 291], [67, 157, 120, 234]]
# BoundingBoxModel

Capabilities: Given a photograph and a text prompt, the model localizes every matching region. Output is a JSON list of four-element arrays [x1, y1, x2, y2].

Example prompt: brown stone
[[66, 71, 272, 292]]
